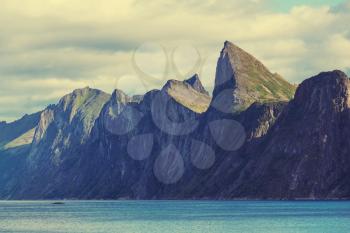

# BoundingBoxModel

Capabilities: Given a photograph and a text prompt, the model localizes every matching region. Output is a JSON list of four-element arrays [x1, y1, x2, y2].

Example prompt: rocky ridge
[[1, 41, 349, 200]]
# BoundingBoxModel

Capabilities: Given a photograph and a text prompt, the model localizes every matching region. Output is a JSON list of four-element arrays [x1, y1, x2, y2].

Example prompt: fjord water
[[0, 201, 350, 233]]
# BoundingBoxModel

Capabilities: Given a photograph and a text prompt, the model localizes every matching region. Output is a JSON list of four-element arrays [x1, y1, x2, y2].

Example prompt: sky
[[0, 0, 350, 122]]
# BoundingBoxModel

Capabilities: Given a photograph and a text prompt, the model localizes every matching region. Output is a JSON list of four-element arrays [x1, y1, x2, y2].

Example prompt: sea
[[0, 200, 349, 233]]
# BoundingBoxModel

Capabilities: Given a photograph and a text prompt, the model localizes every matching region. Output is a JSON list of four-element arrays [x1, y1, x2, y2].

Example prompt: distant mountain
[[0, 112, 41, 150], [1, 41, 349, 200]]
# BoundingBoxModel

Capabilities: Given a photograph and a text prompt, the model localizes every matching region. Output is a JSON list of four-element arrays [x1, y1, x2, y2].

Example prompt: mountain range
[[1, 41, 349, 200]]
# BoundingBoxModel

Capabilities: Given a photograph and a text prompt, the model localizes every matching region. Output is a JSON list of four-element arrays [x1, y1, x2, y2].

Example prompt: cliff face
[[234, 70, 350, 199], [1, 41, 350, 200], [29, 87, 110, 164], [11, 87, 111, 198]]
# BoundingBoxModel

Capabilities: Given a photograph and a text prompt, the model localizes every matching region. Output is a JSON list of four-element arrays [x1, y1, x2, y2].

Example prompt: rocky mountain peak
[[58, 87, 109, 122], [210, 41, 296, 113], [162, 76, 211, 113], [293, 70, 350, 115], [32, 88, 110, 148], [184, 74, 209, 95], [111, 89, 130, 104]]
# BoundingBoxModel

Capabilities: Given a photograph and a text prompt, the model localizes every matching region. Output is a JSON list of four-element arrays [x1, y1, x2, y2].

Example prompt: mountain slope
[[4, 128, 36, 150], [0, 112, 41, 150]]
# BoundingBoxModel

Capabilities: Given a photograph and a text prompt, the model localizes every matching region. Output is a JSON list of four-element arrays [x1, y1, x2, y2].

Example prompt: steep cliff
[[15, 87, 111, 198], [231, 70, 350, 199]]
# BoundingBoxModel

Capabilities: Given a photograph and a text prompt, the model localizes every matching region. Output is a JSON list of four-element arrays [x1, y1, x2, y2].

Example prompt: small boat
[[52, 202, 65, 205]]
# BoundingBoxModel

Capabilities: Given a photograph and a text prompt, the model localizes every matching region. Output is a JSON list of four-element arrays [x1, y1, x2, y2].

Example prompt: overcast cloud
[[0, 0, 349, 121]]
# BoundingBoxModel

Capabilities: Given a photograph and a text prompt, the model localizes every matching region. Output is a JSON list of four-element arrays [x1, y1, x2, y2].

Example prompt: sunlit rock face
[[28, 87, 110, 164], [13, 87, 111, 198], [163, 77, 211, 114], [0, 112, 41, 149], [1, 42, 350, 200]]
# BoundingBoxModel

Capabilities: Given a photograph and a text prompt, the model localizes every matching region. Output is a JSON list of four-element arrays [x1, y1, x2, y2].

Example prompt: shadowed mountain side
[[227, 70, 350, 199]]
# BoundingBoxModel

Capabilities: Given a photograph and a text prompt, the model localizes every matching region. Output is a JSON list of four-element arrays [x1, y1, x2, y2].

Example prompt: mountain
[[14, 75, 210, 199], [163, 76, 211, 113], [234, 70, 350, 199], [29, 87, 110, 162], [0, 112, 41, 150], [0, 112, 41, 198], [211, 41, 295, 113], [184, 74, 210, 95], [1, 41, 350, 200]]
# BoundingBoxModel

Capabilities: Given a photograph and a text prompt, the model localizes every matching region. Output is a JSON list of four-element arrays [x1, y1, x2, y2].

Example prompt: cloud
[[331, 0, 350, 12], [0, 0, 349, 121]]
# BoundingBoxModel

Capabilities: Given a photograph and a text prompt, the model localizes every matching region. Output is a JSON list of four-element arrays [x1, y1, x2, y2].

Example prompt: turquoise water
[[0, 201, 350, 233]]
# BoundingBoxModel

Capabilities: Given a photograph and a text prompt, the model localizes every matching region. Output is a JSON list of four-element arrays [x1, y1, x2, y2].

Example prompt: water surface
[[0, 200, 349, 233]]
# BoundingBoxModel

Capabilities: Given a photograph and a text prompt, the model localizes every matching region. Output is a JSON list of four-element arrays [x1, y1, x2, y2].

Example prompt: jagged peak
[[71, 86, 90, 94], [185, 73, 200, 84], [110, 89, 144, 105], [131, 94, 144, 103], [296, 70, 348, 91], [210, 40, 296, 113], [162, 75, 209, 95], [184, 74, 209, 95], [161, 78, 190, 92], [219, 40, 271, 74], [314, 70, 347, 80], [53, 87, 111, 125], [162, 79, 179, 90], [222, 40, 241, 51], [291, 70, 350, 114], [60, 87, 107, 105], [160, 77, 211, 113], [223, 40, 236, 49], [71, 86, 105, 95], [111, 88, 129, 102]]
